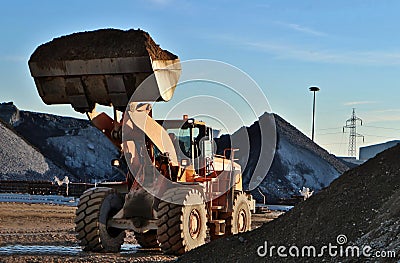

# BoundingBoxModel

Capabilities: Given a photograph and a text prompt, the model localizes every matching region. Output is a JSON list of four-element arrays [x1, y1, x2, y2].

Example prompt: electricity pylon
[[343, 108, 364, 157]]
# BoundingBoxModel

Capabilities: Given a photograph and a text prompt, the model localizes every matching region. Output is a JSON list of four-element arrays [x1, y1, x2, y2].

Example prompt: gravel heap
[[0, 103, 122, 183], [12, 111, 122, 183], [274, 114, 348, 173], [29, 28, 177, 66], [0, 119, 69, 181], [217, 113, 350, 203], [179, 143, 400, 262]]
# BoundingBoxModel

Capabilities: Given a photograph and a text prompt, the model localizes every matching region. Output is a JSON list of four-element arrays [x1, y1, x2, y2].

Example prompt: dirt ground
[[0, 202, 280, 262]]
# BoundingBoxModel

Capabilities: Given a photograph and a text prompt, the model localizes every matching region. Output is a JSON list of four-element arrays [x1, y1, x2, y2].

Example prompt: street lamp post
[[309, 86, 320, 141]]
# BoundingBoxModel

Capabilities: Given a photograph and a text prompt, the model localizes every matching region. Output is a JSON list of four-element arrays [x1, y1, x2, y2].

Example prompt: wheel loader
[[28, 29, 255, 255]]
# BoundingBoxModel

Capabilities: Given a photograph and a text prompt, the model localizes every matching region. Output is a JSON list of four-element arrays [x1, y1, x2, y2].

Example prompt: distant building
[[359, 140, 400, 161]]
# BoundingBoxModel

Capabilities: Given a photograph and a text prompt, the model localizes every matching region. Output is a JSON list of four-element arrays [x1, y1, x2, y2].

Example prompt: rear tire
[[135, 230, 159, 248], [75, 187, 125, 252], [157, 187, 207, 255]]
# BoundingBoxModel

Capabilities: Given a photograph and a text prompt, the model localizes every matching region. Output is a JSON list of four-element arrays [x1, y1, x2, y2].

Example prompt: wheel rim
[[237, 209, 247, 232], [189, 209, 201, 239]]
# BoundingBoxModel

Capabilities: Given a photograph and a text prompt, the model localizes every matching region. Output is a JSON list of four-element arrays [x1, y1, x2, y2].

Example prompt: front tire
[[75, 187, 125, 252], [223, 192, 252, 236], [210, 192, 251, 240], [157, 187, 207, 255]]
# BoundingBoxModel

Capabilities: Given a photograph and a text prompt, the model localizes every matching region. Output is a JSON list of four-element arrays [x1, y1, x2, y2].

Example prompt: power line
[[363, 125, 400, 131], [318, 125, 400, 132], [321, 142, 348, 145], [317, 127, 343, 131], [362, 134, 397, 139], [318, 131, 345, 136]]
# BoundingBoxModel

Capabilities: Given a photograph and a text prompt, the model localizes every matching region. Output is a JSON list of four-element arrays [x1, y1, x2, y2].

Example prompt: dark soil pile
[[29, 28, 177, 64], [179, 144, 400, 262]]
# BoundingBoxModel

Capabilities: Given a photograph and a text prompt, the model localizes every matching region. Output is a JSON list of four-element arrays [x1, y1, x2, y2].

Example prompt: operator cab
[[156, 116, 216, 178]]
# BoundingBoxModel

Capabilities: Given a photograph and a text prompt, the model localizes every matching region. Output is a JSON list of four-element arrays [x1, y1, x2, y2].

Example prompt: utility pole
[[309, 86, 320, 141], [343, 108, 364, 157]]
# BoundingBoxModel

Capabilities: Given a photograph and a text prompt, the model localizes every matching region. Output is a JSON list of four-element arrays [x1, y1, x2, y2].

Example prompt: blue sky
[[1, 0, 400, 157]]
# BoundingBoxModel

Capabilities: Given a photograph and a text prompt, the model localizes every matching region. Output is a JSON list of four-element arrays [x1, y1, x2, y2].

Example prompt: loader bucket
[[28, 29, 181, 113]]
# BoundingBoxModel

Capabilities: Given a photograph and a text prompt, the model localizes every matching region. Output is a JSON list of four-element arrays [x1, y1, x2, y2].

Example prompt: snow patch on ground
[[0, 193, 78, 206]]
